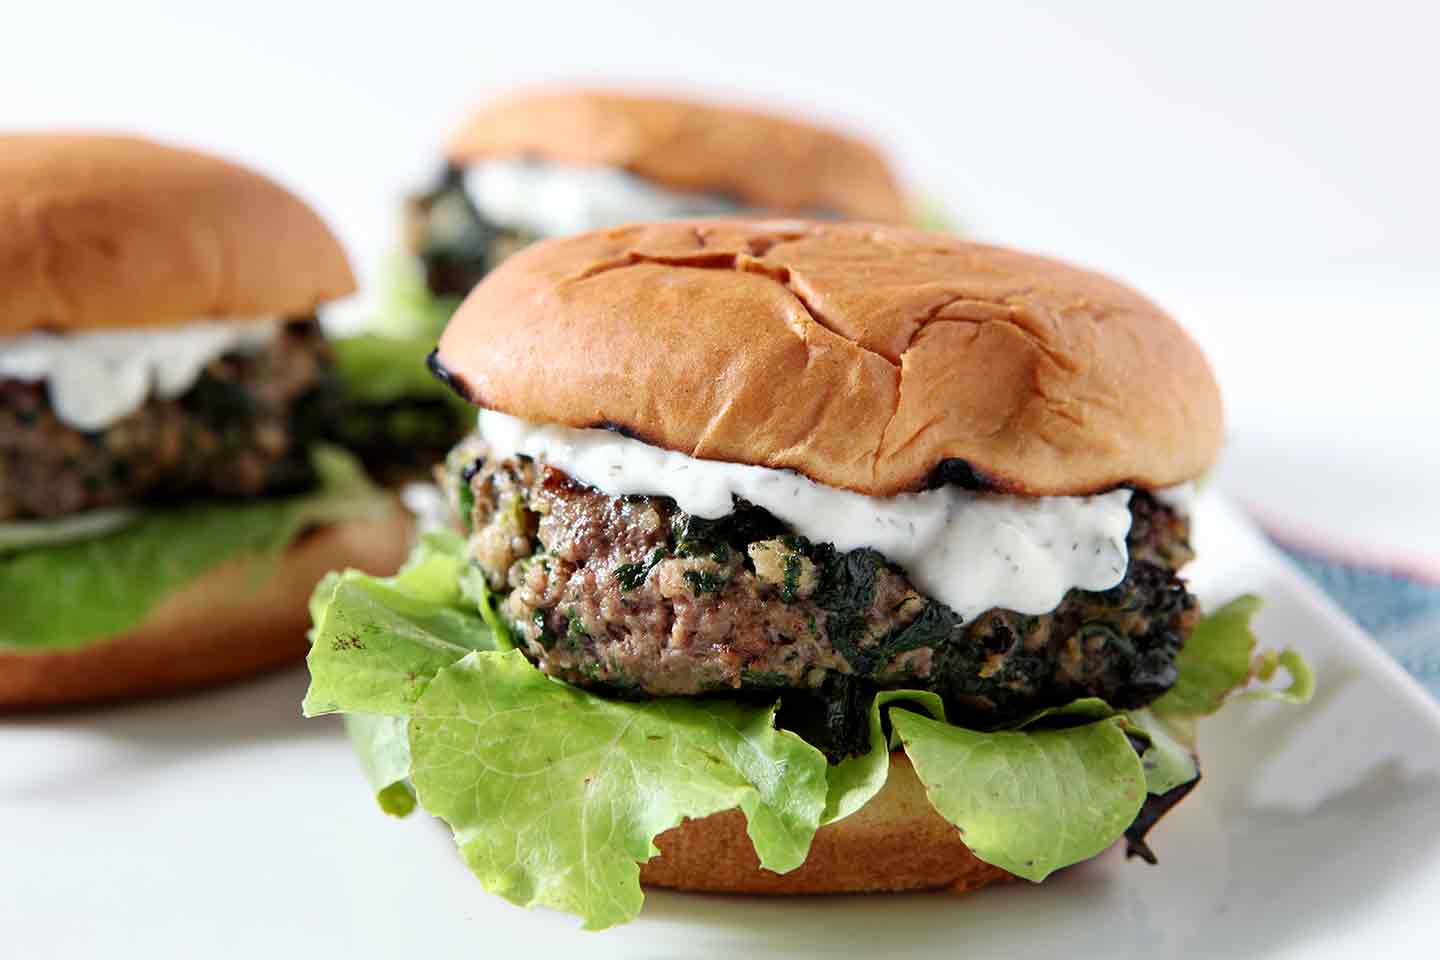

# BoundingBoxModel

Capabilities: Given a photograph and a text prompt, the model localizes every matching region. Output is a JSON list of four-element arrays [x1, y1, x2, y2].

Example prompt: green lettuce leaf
[[305, 541, 1314, 927], [458, 561, 516, 651], [344, 713, 416, 817], [328, 329, 474, 482], [1125, 708, 1200, 795], [305, 553, 1169, 916], [1007, 696, 1118, 729], [1247, 647, 1316, 704], [332, 333, 452, 406], [822, 689, 945, 823], [410, 649, 829, 930], [0, 447, 386, 653], [910, 195, 964, 234], [314, 532, 491, 815], [366, 253, 461, 341], [1152, 595, 1261, 716], [307, 534, 830, 929], [329, 252, 472, 473], [1152, 595, 1314, 728], [303, 531, 493, 717], [824, 692, 1138, 826], [306, 529, 492, 820], [1126, 597, 1314, 798], [890, 710, 1146, 881]]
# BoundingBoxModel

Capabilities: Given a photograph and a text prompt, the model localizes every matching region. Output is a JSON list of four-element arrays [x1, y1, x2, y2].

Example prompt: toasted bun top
[[0, 134, 355, 335], [445, 89, 907, 223], [437, 220, 1222, 497]]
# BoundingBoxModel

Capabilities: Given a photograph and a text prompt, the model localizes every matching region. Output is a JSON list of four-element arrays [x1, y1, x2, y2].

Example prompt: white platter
[[4, 494, 1439, 959]]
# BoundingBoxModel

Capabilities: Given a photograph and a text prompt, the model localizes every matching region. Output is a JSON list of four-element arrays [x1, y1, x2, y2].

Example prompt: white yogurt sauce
[[477, 411, 1143, 623], [0, 318, 281, 432], [463, 159, 740, 238], [401, 482, 451, 535]]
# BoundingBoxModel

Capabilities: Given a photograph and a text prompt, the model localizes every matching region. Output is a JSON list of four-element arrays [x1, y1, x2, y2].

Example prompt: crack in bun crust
[[444, 89, 907, 223], [436, 220, 1223, 497]]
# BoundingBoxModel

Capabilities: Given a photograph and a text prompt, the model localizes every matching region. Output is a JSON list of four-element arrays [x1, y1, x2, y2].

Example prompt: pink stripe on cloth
[[1246, 504, 1440, 587]]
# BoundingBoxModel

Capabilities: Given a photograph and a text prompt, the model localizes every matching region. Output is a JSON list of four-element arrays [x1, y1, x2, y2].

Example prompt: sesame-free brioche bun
[[0, 134, 355, 336], [435, 219, 1223, 497], [0, 502, 412, 710], [445, 89, 907, 223], [641, 751, 1014, 894]]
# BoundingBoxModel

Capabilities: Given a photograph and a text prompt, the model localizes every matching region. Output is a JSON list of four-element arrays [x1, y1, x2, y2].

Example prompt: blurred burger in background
[[381, 87, 911, 338], [338, 87, 916, 484], [0, 134, 410, 709]]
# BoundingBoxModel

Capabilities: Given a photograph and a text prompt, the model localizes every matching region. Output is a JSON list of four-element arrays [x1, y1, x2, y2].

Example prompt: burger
[[0, 134, 411, 709], [304, 220, 1312, 929], [384, 88, 910, 338]]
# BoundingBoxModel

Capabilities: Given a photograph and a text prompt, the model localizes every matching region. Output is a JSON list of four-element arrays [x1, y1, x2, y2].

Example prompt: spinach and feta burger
[[386, 88, 908, 338], [0, 134, 409, 709], [305, 220, 1312, 929]]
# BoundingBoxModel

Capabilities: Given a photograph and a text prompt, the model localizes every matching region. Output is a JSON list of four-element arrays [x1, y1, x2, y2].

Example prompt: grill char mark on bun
[[923, 457, 1000, 494], [425, 347, 481, 406], [593, 420, 663, 446]]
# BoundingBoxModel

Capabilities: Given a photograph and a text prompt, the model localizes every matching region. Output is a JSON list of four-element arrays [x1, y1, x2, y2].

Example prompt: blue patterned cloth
[[1275, 542, 1440, 700]]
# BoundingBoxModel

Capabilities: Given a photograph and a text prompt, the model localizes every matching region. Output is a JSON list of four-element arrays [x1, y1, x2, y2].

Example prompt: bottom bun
[[640, 751, 1016, 895], [0, 501, 413, 710]]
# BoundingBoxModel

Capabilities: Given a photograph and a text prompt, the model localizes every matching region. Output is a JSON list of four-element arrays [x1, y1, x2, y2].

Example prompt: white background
[[6, 0, 1438, 554]]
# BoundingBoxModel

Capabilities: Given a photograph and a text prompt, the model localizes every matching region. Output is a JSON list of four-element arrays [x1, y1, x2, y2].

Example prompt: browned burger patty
[[447, 444, 1199, 755], [0, 320, 334, 521], [406, 167, 542, 301]]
